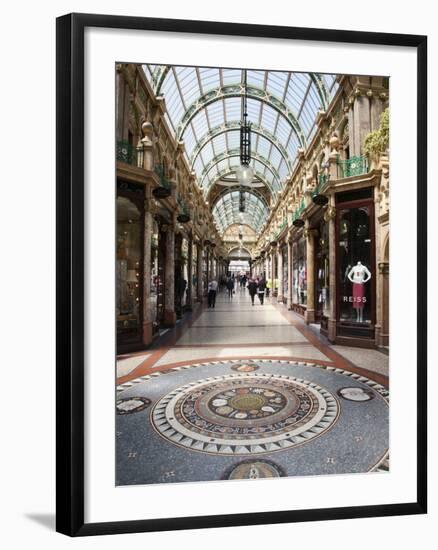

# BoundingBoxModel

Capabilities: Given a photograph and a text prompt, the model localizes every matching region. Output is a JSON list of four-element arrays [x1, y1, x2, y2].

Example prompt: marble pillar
[[164, 224, 176, 326], [353, 94, 371, 156]]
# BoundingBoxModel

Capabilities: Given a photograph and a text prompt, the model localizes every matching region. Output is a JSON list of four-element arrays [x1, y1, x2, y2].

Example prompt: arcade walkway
[[116, 289, 389, 484]]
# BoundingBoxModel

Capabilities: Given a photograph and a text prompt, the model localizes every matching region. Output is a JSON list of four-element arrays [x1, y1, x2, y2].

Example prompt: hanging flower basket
[[152, 186, 171, 199], [312, 193, 329, 206]]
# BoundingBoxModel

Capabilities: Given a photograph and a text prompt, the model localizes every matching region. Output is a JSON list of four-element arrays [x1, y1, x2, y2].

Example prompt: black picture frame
[[56, 12, 427, 536]]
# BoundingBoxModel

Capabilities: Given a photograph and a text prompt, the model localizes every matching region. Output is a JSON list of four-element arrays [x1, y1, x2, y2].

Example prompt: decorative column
[[142, 188, 154, 345], [377, 261, 389, 347], [163, 220, 176, 326], [277, 247, 283, 303], [287, 236, 293, 309], [325, 201, 337, 341], [304, 227, 317, 324], [196, 242, 203, 302]]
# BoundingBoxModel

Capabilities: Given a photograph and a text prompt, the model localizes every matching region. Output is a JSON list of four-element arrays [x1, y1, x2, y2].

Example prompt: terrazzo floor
[[116, 289, 389, 485]]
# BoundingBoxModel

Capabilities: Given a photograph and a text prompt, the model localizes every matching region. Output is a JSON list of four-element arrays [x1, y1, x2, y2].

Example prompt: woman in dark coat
[[247, 278, 258, 306], [257, 277, 266, 305]]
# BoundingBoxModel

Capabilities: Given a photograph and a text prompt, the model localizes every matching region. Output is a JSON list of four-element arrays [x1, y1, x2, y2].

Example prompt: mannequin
[[347, 261, 371, 323]]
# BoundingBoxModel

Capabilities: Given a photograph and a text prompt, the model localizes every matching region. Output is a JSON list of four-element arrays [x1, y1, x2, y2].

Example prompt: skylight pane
[[206, 102, 224, 127], [266, 71, 288, 98], [222, 69, 242, 85], [247, 70, 265, 88], [199, 67, 220, 92], [224, 97, 241, 121], [191, 111, 209, 138]]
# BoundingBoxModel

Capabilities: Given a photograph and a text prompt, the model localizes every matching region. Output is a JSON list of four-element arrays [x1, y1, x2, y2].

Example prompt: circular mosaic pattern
[[151, 373, 339, 455], [117, 397, 151, 415], [338, 387, 375, 402], [226, 460, 284, 479], [231, 363, 259, 373]]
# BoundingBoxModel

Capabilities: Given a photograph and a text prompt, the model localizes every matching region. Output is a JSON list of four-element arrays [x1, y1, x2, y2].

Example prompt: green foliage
[[363, 108, 389, 157]]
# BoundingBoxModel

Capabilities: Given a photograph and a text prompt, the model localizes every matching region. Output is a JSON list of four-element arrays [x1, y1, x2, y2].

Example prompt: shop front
[[291, 233, 307, 316], [116, 183, 144, 349], [315, 217, 331, 333], [336, 188, 376, 345]]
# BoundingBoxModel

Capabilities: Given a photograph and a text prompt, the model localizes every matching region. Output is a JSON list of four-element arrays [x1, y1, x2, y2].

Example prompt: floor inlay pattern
[[151, 373, 339, 455], [116, 397, 151, 415], [224, 459, 284, 479], [116, 359, 388, 485]]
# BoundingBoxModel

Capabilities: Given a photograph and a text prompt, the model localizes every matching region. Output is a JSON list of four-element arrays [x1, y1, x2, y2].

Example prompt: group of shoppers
[[207, 274, 270, 307], [247, 277, 267, 305]]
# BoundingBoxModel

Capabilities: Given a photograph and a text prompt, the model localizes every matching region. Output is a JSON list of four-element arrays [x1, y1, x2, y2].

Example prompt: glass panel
[[338, 205, 373, 324], [150, 220, 159, 329], [292, 237, 307, 305], [116, 196, 142, 343], [282, 245, 288, 297], [316, 219, 330, 318]]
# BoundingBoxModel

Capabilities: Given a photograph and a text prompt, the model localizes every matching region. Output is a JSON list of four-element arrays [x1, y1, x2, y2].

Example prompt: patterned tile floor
[[116, 289, 389, 484]]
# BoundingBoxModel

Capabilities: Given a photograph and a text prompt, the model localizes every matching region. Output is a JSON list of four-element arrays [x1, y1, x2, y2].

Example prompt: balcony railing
[[312, 173, 329, 198], [292, 198, 305, 222], [117, 140, 137, 165], [337, 155, 368, 178], [154, 165, 171, 190]]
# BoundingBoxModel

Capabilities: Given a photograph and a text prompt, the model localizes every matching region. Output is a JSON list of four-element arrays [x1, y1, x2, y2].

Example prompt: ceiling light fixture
[[236, 69, 255, 214]]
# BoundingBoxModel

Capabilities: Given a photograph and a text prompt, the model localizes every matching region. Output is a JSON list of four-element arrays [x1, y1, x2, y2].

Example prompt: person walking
[[226, 276, 234, 299], [266, 277, 272, 298], [257, 277, 266, 305], [247, 278, 258, 306], [207, 278, 218, 308]]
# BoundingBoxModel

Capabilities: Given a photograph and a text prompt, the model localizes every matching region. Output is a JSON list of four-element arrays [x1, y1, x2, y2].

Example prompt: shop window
[[282, 245, 288, 297], [150, 220, 159, 331], [338, 204, 374, 326], [292, 237, 307, 305], [116, 196, 142, 344], [316, 220, 330, 318]]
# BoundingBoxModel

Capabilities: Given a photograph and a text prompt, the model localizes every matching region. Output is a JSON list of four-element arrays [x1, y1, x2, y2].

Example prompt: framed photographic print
[[56, 12, 427, 536]]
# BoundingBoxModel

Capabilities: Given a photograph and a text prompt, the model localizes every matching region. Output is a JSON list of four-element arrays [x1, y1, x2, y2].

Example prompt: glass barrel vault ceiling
[[143, 65, 338, 234], [212, 191, 269, 234]]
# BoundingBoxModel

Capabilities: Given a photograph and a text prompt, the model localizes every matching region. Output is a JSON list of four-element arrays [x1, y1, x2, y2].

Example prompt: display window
[[192, 245, 198, 298], [180, 238, 189, 308], [316, 219, 330, 319], [292, 237, 307, 305], [150, 220, 159, 330], [337, 201, 374, 326], [281, 245, 288, 298], [116, 195, 142, 345]]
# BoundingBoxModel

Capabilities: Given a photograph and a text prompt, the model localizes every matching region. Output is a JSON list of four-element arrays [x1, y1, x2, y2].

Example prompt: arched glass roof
[[143, 65, 338, 233], [211, 190, 269, 234]]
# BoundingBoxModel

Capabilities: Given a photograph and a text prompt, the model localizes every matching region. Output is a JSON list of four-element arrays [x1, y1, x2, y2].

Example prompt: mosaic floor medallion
[[151, 373, 339, 455], [226, 459, 283, 479], [117, 396, 151, 415], [337, 387, 375, 402], [231, 363, 259, 373]]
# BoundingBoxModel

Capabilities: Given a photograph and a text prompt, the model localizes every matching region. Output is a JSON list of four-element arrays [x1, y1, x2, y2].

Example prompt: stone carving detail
[[377, 154, 390, 216]]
